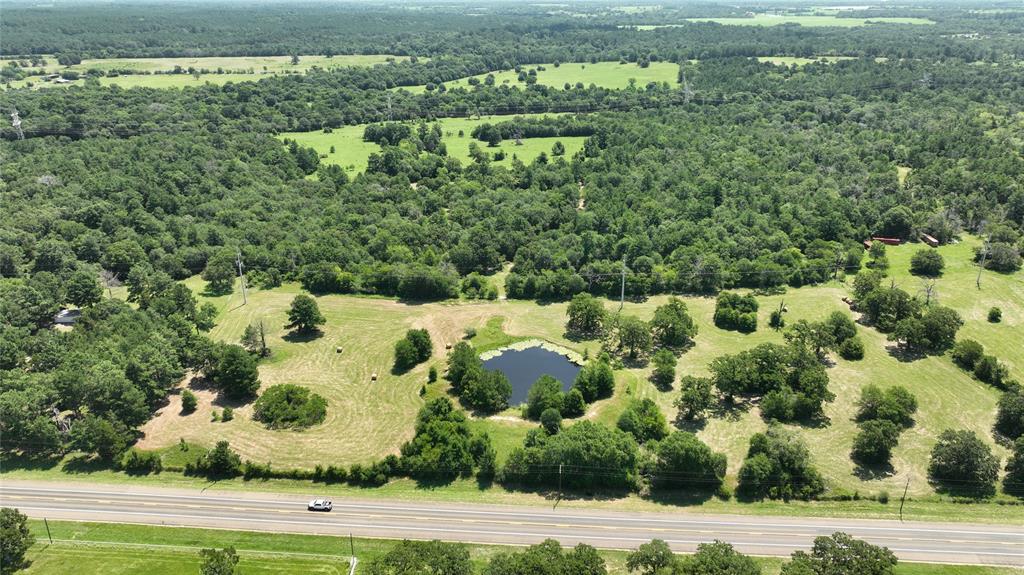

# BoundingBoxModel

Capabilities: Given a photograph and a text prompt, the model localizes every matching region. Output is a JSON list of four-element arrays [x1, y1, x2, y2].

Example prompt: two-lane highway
[[1, 481, 1021, 567]]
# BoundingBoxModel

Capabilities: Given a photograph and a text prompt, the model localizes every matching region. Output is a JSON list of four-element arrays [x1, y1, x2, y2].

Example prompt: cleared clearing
[[684, 15, 935, 26], [132, 236, 1019, 499], [392, 61, 679, 94], [280, 114, 586, 173], [6, 54, 408, 90], [756, 56, 857, 66]]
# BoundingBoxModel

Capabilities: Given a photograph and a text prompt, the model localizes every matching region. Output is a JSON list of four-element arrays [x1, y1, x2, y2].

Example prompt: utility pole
[[976, 237, 990, 289], [619, 259, 626, 313], [235, 250, 248, 305], [10, 107, 24, 140], [899, 477, 910, 522], [557, 463, 563, 508]]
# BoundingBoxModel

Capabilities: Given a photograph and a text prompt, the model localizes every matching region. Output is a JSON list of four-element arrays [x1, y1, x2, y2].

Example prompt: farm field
[[281, 114, 586, 173], [756, 56, 857, 66], [392, 61, 679, 94], [4, 54, 408, 90], [116, 236, 1019, 500], [684, 15, 935, 26], [19, 520, 1016, 575]]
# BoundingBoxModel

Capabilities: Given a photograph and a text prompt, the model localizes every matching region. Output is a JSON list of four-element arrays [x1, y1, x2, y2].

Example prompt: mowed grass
[[128, 234, 1020, 500], [5, 54, 408, 90], [19, 520, 1018, 575], [684, 15, 935, 26], [756, 56, 857, 66], [280, 114, 586, 174], [392, 61, 679, 94]]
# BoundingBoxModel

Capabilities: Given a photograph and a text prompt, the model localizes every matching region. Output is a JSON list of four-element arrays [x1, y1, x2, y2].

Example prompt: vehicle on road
[[308, 498, 332, 511]]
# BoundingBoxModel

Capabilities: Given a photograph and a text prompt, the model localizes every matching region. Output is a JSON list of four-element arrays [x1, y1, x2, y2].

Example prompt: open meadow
[[4, 54, 408, 90], [683, 14, 935, 27], [280, 114, 586, 173], [20, 520, 1016, 575], [123, 236, 1021, 501], [392, 61, 679, 94]]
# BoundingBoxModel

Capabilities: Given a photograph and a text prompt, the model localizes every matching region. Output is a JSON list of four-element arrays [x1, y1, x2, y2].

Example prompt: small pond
[[482, 346, 581, 406]]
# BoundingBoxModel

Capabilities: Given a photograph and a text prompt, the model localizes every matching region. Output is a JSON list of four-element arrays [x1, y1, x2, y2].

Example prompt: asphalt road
[[1, 481, 1021, 567]]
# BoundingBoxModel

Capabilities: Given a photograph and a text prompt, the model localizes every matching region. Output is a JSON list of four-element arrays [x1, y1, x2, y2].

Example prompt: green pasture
[[18, 521, 1018, 575], [756, 56, 857, 66], [392, 61, 678, 94], [280, 114, 586, 173]]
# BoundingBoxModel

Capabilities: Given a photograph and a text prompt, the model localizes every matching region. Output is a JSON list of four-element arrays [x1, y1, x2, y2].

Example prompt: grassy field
[[683, 15, 935, 27], [132, 235, 1018, 497], [18, 520, 1018, 575], [392, 61, 679, 94], [756, 56, 857, 66], [3, 237, 1020, 520], [5, 54, 408, 90], [281, 114, 586, 174]]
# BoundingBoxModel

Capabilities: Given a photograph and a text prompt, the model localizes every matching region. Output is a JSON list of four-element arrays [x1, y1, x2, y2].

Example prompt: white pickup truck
[[307, 498, 333, 511]]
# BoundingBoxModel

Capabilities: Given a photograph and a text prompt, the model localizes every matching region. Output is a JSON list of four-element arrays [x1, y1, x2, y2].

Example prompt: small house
[[53, 309, 81, 326], [921, 233, 939, 248], [871, 236, 902, 246]]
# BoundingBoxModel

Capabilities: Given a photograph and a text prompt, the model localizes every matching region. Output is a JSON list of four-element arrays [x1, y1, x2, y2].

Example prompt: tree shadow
[[853, 461, 895, 481], [61, 454, 115, 474], [200, 285, 233, 298], [642, 486, 717, 507], [673, 415, 708, 433], [563, 330, 601, 344], [885, 344, 925, 363], [621, 355, 649, 369], [282, 329, 323, 343], [711, 397, 752, 421], [0, 451, 63, 472]]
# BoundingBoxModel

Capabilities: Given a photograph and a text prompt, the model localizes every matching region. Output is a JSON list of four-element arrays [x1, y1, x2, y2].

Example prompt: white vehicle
[[307, 498, 333, 511]]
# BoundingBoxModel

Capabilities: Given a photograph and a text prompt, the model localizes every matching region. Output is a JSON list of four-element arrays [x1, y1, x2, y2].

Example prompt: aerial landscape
[[0, 1, 1022, 574]]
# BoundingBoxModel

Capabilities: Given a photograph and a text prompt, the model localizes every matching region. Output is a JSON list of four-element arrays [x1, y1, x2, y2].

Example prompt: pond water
[[482, 346, 581, 406]]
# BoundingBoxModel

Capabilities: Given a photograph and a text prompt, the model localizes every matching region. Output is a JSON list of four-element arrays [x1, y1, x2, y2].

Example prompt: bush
[[525, 375, 564, 420], [995, 390, 1024, 440], [974, 355, 1010, 388], [189, 440, 242, 478], [737, 425, 824, 500], [650, 349, 676, 389], [713, 292, 758, 332], [651, 431, 727, 490], [428, 365, 438, 383], [928, 429, 999, 496], [221, 406, 234, 422], [988, 307, 1002, 323], [540, 408, 562, 434], [616, 398, 668, 444], [951, 339, 985, 370], [910, 248, 944, 276], [852, 420, 901, 465], [838, 336, 865, 360], [253, 384, 328, 429], [561, 388, 586, 418], [856, 384, 917, 427], [120, 448, 163, 475], [181, 389, 198, 413]]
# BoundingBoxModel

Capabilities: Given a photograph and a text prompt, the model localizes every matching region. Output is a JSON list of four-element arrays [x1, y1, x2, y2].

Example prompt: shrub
[[253, 384, 327, 429], [525, 375, 564, 420], [995, 390, 1024, 440], [856, 384, 918, 427], [616, 398, 668, 443], [910, 248, 944, 276], [988, 307, 1002, 323], [181, 389, 198, 413], [428, 365, 438, 383], [561, 388, 586, 418], [120, 448, 163, 475], [838, 336, 865, 360], [737, 425, 824, 500], [928, 429, 999, 496], [974, 355, 1010, 388], [190, 440, 242, 478], [852, 420, 901, 465], [651, 431, 727, 490], [221, 406, 234, 422], [650, 349, 676, 389], [951, 339, 985, 370], [540, 408, 562, 435], [713, 292, 758, 332]]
